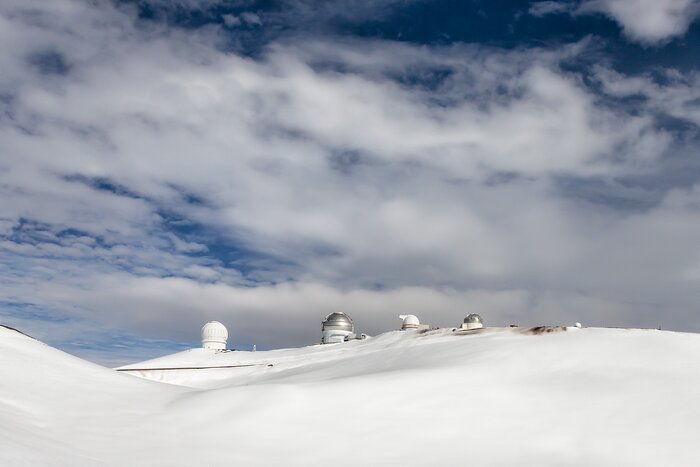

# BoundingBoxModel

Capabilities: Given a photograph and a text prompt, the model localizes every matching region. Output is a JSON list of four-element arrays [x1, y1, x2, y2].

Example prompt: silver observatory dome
[[461, 313, 484, 330], [321, 312, 354, 344], [464, 313, 483, 324], [322, 312, 354, 332]]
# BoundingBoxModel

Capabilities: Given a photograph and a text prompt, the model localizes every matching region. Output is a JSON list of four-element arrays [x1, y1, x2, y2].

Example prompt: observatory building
[[400, 314, 420, 330], [201, 321, 228, 350], [461, 314, 484, 330], [321, 312, 354, 344], [398, 314, 429, 331]]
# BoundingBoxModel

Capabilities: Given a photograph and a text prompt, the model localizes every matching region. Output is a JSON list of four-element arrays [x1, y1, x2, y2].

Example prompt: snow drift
[[1, 324, 699, 466]]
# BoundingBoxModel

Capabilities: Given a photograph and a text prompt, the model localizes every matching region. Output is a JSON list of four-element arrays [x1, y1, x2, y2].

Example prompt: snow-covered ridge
[[1, 324, 699, 466], [114, 325, 572, 388]]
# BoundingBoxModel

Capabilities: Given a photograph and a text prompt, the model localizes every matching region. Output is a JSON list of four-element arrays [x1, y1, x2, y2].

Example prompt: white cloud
[[530, 0, 700, 44], [222, 14, 242, 27], [240, 12, 262, 26], [593, 66, 700, 125], [529, 1, 576, 17], [222, 12, 263, 27], [1, 0, 700, 362], [578, 0, 700, 44]]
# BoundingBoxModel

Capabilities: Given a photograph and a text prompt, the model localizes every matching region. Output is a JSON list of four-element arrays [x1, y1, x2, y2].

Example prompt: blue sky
[[2, 0, 700, 366]]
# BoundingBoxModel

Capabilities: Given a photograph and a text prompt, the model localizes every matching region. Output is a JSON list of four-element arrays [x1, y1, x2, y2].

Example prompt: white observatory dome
[[461, 313, 484, 330], [399, 314, 420, 330], [321, 312, 354, 344], [201, 321, 228, 350]]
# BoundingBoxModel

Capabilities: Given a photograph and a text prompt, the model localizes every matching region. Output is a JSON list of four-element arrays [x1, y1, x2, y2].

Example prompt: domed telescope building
[[461, 313, 484, 330], [321, 312, 354, 344], [201, 321, 228, 350], [399, 314, 420, 330]]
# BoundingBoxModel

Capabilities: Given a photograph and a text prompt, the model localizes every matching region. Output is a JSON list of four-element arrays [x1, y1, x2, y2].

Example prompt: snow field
[[1, 325, 699, 466]]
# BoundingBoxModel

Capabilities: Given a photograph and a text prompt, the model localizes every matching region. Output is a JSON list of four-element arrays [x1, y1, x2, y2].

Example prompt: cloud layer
[[2, 0, 700, 364]]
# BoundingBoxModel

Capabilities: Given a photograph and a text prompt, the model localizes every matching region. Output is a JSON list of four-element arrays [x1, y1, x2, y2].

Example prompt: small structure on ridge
[[398, 314, 430, 331], [461, 314, 484, 330], [399, 314, 420, 330], [201, 321, 228, 350]]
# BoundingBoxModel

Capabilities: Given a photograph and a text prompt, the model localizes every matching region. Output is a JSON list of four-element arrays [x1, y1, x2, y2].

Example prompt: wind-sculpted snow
[[1, 325, 699, 466]]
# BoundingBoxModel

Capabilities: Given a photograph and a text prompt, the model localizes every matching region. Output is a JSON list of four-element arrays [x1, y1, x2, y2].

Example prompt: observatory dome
[[322, 312, 354, 332], [201, 321, 228, 350], [321, 312, 354, 344], [400, 314, 420, 330], [462, 314, 484, 330]]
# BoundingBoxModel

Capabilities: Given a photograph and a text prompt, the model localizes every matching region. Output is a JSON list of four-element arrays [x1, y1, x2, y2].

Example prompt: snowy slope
[[1, 324, 699, 466]]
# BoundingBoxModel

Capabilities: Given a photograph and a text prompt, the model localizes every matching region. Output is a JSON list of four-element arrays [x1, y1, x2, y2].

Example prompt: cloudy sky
[[2, 0, 700, 365]]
